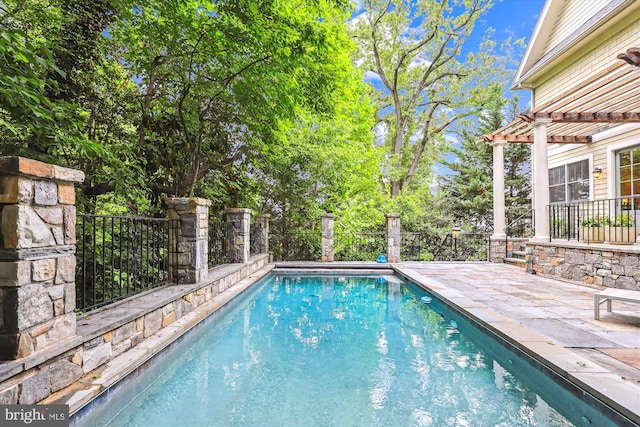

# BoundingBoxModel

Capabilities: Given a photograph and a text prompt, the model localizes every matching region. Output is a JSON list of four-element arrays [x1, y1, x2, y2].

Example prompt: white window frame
[[548, 154, 594, 203], [606, 136, 640, 200]]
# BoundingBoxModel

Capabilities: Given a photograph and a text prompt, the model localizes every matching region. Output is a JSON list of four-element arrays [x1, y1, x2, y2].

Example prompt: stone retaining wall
[[528, 241, 640, 291], [0, 254, 268, 406]]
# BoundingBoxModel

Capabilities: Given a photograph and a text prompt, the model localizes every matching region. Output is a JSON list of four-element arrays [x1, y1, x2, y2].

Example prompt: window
[[548, 159, 590, 203], [617, 146, 640, 209]]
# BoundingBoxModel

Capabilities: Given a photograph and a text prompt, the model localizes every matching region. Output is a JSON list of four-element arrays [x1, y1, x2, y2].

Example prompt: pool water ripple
[[77, 275, 615, 427]]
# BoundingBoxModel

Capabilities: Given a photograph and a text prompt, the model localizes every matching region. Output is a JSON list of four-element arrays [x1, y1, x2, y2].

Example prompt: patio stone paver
[[519, 318, 623, 347], [395, 261, 640, 425], [600, 349, 640, 370]]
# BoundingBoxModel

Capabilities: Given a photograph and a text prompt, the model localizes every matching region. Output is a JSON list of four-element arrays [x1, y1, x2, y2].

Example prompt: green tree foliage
[[0, 0, 528, 250], [1, 0, 383, 222], [439, 83, 531, 232], [107, 0, 360, 204], [0, 0, 141, 213], [350, 0, 509, 198], [248, 69, 382, 247], [0, 0, 87, 160]]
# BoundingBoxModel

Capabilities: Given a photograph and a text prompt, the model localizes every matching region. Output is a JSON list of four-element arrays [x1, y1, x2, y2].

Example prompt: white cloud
[[347, 11, 366, 27], [409, 130, 421, 145], [443, 132, 459, 145], [364, 70, 381, 82], [374, 122, 388, 146], [408, 55, 432, 69]]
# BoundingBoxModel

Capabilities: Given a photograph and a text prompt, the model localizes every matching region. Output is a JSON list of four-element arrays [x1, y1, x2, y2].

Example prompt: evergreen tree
[[440, 83, 530, 233]]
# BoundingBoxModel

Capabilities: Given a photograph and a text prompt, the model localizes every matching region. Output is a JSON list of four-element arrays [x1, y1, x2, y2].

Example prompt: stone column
[[489, 237, 506, 263], [492, 140, 507, 239], [226, 208, 251, 263], [532, 120, 551, 241], [386, 213, 401, 263], [321, 213, 334, 262], [0, 157, 84, 360], [252, 214, 270, 254], [165, 197, 211, 284]]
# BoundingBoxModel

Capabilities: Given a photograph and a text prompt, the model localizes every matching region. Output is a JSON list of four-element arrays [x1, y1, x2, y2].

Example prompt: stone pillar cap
[[225, 208, 252, 214], [0, 157, 84, 183], [164, 197, 212, 207]]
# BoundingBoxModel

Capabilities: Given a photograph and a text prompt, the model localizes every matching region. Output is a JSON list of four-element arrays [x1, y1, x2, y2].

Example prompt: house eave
[[510, 0, 637, 91]]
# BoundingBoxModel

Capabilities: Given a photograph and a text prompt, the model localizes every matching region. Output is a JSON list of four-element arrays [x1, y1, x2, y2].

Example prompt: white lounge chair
[[594, 288, 640, 320]]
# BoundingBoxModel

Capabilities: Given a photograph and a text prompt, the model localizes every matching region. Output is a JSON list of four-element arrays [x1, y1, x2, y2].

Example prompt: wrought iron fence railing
[[402, 232, 490, 261], [270, 230, 321, 261], [208, 220, 226, 267], [335, 231, 386, 261], [76, 214, 174, 311], [549, 196, 640, 244], [504, 207, 534, 258], [506, 207, 534, 238]]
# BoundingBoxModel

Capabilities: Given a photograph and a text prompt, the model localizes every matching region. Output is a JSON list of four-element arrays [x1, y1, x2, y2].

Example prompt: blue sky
[[471, 0, 546, 100], [443, 0, 547, 175], [479, 0, 545, 44]]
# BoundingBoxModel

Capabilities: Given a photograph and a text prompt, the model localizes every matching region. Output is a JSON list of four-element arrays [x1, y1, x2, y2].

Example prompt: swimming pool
[[73, 274, 621, 426]]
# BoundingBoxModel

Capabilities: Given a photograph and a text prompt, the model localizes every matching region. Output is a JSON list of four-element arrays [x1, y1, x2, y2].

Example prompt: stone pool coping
[[393, 263, 640, 426]]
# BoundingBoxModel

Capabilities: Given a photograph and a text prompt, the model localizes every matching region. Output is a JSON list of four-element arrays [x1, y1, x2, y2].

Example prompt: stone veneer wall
[[489, 237, 507, 263], [321, 213, 334, 262], [0, 157, 84, 362], [165, 197, 211, 284], [225, 208, 251, 263], [385, 214, 401, 263], [527, 241, 640, 291], [0, 254, 268, 406]]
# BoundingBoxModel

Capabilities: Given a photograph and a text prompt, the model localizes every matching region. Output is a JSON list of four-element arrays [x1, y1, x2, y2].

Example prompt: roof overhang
[[484, 50, 640, 144], [511, 0, 637, 91]]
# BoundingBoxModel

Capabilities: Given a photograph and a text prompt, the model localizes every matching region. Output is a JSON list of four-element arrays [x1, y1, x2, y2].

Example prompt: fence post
[[386, 213, 401, 263], [0, 157, 84, 360], [253, 214, 270, 254], [225, 208, 251, 263], [321, 213, 334, 262], [165, 197, 211, 284]]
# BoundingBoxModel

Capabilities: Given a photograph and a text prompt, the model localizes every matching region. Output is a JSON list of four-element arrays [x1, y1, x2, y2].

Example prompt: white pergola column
[[532, 120, 551, 241], [491, 140, 506, 239]]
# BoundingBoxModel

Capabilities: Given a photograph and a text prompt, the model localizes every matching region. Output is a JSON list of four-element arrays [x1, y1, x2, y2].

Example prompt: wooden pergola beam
[[518, 111, 640, 123], [482, 134, 592, 144]]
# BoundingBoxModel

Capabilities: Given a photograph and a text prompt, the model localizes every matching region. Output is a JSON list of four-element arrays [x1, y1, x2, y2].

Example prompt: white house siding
[[534, 10, 640, 106], [541, 0, 610, 57], [548, 126, 640, 201]]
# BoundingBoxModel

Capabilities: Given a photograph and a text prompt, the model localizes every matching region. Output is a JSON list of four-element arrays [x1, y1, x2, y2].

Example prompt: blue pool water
[[75, 274, 619, 426]]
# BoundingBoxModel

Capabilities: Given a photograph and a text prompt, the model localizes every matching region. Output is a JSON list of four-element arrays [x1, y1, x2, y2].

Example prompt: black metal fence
[[269, 229, 321, 261], [335, 231, 386, 261], [208, 220, 226, 267], [402, 232, 490, 261], [506, 207, 534, 238], [549, 196, 640, 244], [76, 214, 174, 311], [76, 212, 493, 311]]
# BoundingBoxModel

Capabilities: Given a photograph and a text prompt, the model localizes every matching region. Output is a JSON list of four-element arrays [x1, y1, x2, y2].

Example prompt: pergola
[[481, 48, 640, 240]]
